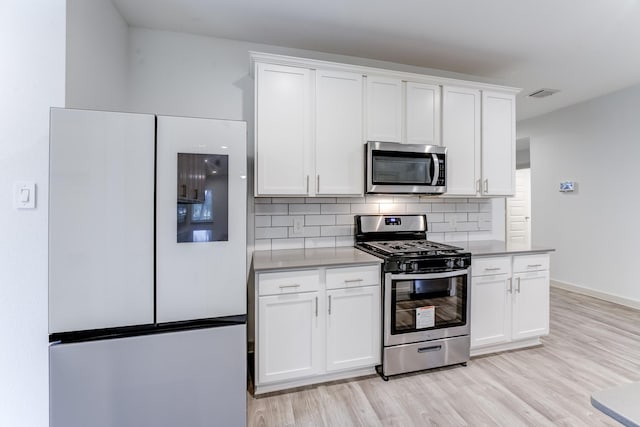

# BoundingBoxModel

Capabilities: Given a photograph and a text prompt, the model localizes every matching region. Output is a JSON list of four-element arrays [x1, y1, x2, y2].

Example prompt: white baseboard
[[551, 279, 640, 310]]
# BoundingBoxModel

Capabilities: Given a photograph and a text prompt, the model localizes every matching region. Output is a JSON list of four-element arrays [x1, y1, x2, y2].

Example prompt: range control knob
[[456, 258, 466, 267], [445, 258, 455, 268]]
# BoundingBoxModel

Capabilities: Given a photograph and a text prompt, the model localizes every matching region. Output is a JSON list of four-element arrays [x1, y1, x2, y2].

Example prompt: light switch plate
[[14, 181, 36, 209]]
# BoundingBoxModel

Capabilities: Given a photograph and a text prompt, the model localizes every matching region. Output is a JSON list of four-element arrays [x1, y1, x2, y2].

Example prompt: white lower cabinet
[[255, 264, 381, 394], [470, 253, 550, 356], [326, 285, 380, 372], [257, 292, 323, 384]]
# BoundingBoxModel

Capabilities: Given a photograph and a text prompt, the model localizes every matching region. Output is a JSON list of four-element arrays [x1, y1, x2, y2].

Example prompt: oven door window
[[372, 152, 432, 185], [391, 275, 467, 334]]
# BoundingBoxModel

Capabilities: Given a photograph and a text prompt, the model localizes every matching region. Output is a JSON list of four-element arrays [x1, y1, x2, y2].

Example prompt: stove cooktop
[[357, 240, 464, 257]]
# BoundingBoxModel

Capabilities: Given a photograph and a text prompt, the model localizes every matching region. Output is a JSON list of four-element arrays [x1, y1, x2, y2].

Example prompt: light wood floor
[[247, 287, 640, 426]]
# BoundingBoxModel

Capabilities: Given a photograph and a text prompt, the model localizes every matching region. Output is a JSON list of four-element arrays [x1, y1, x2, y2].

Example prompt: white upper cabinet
[[442, 86, 481, 196], [405, 82, 440, 145], [315, 70, 364, 195], [255, 63, 312, 196], [481, 91, 516, 196], [366, 76, 403, 142]]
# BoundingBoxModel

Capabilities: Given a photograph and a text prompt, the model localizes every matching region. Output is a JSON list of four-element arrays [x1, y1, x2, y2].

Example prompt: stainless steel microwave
[[366, 141, 447, 194]]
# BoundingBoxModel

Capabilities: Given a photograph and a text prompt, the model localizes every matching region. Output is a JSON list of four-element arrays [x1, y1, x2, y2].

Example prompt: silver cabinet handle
[[476, 179, 480, 193], [527, 264, 543, 268], [484, 179, 489, 193], [344, 278, 363, 284], [278, 284, 301, 289], [306, 175, 309, 194], [484, 267, 501, 271], [328, 295, 332, 315], [315, 296, 318, 317], [507, 278, 513, 293], [516, 277, 521, 293], [316, 175, 320, 193]]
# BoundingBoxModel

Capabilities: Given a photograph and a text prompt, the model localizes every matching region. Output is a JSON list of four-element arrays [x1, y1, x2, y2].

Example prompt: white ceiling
[[112, 0, 640, 121]]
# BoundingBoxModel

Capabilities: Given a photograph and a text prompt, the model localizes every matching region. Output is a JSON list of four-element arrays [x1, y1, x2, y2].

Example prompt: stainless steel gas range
[[354, 214, 471, 380]]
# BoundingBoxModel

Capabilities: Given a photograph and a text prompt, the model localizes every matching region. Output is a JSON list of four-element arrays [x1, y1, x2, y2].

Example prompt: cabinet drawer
[[472, 257, 511, 277], [258, 269, 320, 296], [326, 264, 380, 290], [513, 254, 549, 273]]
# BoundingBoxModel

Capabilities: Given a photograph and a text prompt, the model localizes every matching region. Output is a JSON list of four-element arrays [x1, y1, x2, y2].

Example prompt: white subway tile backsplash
[[366, 195, 394, 204], [255, 227, 288, 239], [255, 204, 288, 215], [306, 197, 337, 204], [254, 239, 272, 251], [306, 215, 336, 226], [254, 196, 494, 250], [305, 237, 336, 248], [272, 197, 305, 204], [271, 238, 305, 250], [351, 204, 379, 214], [379, 203, 407, 214], [336, 236, 355, 247], [320, 225, 352, 237], [289, 226, 320, 238], [337, 197, 366, 203], [289, 204, 321, 214], [254, 216, 272, 227], [336, 214, 355, 225], [271, 215, 303, 227], [321, 204, 350, 214]]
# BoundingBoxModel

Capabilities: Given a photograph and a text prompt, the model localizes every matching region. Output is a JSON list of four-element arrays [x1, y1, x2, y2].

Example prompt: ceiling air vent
[[528, 88, 560, 98]]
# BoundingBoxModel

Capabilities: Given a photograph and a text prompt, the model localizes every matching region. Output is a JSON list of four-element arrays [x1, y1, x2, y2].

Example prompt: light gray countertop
[[447, 240, 555, 257], [591, 382, 640, 426], [252, 247, 382, 271]]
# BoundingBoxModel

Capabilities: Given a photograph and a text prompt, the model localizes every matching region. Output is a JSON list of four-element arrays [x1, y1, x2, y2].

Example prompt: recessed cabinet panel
[[405, 82, 440, 145], [255, 63, 312, 195], [315, 70, 364, 195], [512, 271, 550, 340], [366, 76, 402, 142], [482, 91, 515, 196], [442, 86, 481, 196], [470, 274, 511, 348]]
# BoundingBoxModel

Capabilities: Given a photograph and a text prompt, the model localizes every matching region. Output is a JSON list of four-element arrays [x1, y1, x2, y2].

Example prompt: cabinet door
[[366, 76, 402, 142], [481, 91, 515, 196], [512, 271, 550, 340], [258, 292, 323, 384], [405, 82, 440, 145], [255, 63, 312, 195], [326, 286, 381, 372], [470, 274, 511, 349], [315, 70, 364, 195], [442, 86, 481, 196]]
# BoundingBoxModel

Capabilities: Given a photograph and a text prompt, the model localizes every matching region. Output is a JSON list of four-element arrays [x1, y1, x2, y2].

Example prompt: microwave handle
[[432, 153, 439, 185]]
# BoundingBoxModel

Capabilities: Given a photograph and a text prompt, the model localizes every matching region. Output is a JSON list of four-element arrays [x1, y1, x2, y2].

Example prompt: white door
[[156, 116, 247, 323], [507, 168, 532, 247], [258, 292, 323, 384], [315, 70, 364, 195], [512, 271, 550, 340], [326, 286, 381, 372], [255, 63, 312, 195], [442, 86, 481, 196], [366, 76, 402, 142], [470, 274, 511, 348], [405, 82, 440, 145], [481, 91, 515, 196], [49, 108, 155, 334]]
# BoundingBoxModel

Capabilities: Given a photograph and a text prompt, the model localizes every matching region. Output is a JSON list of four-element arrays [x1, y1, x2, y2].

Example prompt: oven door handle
[[387, 269, 469, 281]]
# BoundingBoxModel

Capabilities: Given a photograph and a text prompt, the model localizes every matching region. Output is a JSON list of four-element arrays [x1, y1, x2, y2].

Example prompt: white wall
[[66, 0, 129, 110], [0, 1, 66, 426], [518, 84, 640, 303]]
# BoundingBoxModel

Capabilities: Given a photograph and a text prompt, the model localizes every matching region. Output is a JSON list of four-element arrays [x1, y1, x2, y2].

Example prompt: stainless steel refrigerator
[[48, 108, 247, 427]]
